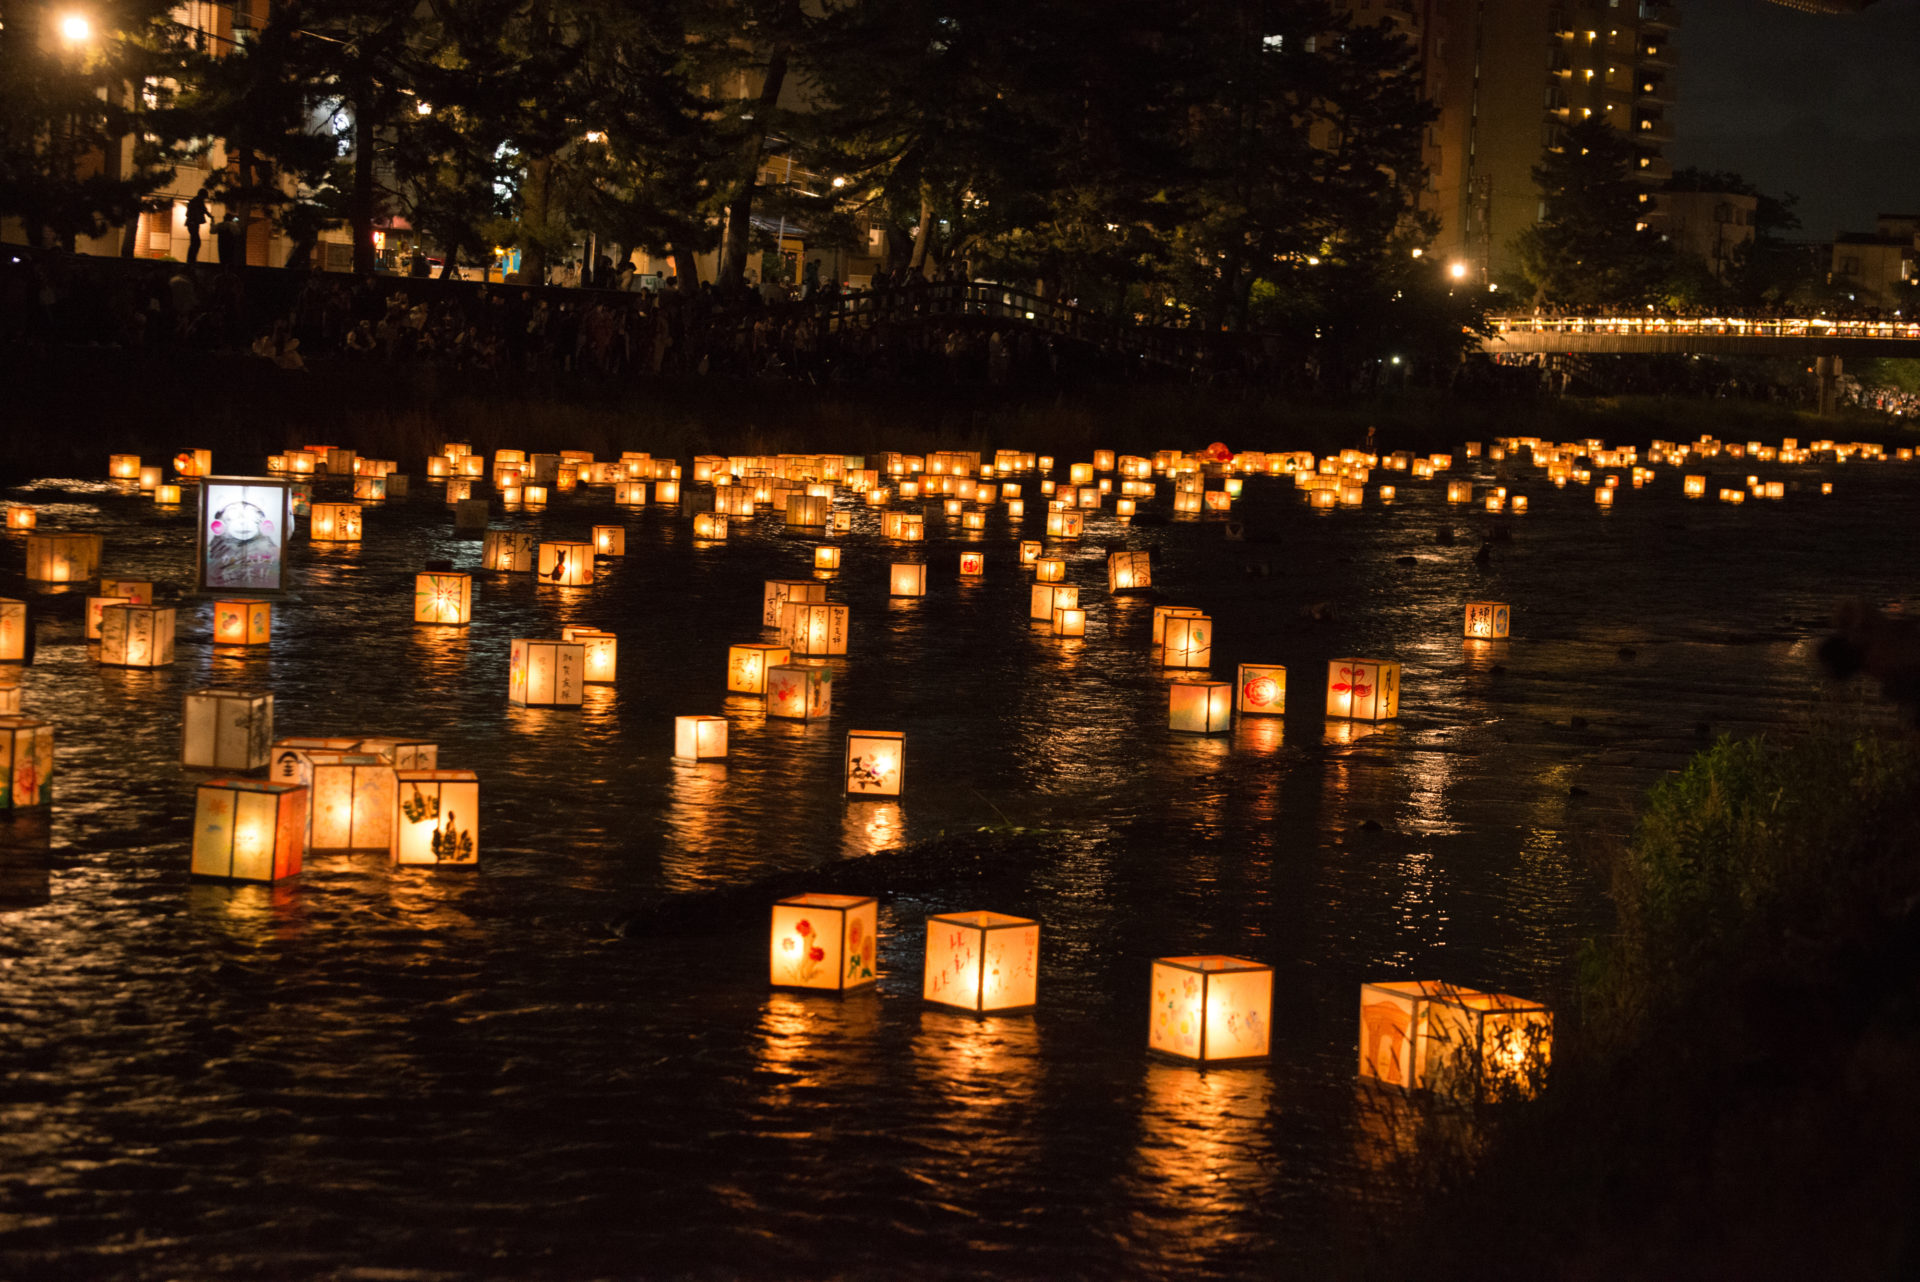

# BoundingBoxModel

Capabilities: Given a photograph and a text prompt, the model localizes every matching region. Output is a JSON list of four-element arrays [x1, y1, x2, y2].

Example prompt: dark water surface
[[0, 450, 1911, 1280]]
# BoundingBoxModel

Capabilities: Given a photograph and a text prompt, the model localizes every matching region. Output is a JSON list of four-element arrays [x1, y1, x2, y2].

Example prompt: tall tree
[[1514, 118, 1674, 307]]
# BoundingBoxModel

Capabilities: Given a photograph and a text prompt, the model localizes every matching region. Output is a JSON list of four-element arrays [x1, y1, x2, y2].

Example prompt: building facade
[[1830, 214, 1918, 310]]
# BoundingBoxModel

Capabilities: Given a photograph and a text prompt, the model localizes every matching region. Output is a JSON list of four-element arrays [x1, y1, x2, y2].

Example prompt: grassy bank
[[1380, 718, 1920, 1278], [4, 346, 1909, 485]]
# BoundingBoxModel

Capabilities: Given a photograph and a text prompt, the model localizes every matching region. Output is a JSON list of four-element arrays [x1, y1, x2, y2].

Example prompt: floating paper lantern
[[426, 456, 451, 479], [1046, 510, 1084, 539], [309, 754, 396, 851], [1108, 550, 1150, 592], [393, 770, 479, 866], [1719, 488, 1745, 505], [1684, 475, 1706, 499], [536, 541, 593, 586], [138, 465, 163, 490], [728, 643, 791, 694], [189, 779, 305, 881], [1327, 658, 1400, 720], [414, 572, 471, 625], [1051, 606, 1085, 638], [1447, 480, 1473, 504], [1169, 680, 1232, 733], [1152, 606, 1203, 646], [85, 595, 131, 641], [1510, 495, 1529, 514], [212, 599, 271, 646], [24, 533, 102, 583], [890, 563, 927, 598], [781, 602, 849, 657], [5, 505, 36, 532], [520, 484, 548, 507], [655, 481, 680, 505], [182, 689, 272, 771], [1378, 486, 1395, 503], [153, 483, 183, 504], [1148, 955, 1273, 1065], [1030, 583, 1078, 622], [1161, 614, 1212, 669], [770, 893, 877, 992], [841, 728, 907, 799], [693, 513, 729, 540], [1464, 602, 1509, 640], [0, 717, 53, 808], [766, 662, 833, 720], [814, 546, 841, 572], [786, 495, 828, 528], [959, 551, 984, 576], [1358, 980, 1552, 1102], [560, 626, 617, 683], [674, 715, 728, 760], [99, 605, 175, 667], [323, 448, 355, 476], [593, 526, 626, 557], [1007, 499, 1026, 518], [1115, 498, 1135, 519], [1594, 486, 1613, 507], [100, 577, 152, 605], [1820, 481, 1834, 496], [354, 739, 438, 769], [614, 481, 648, 506], [510, 639, 585, 707], [1236, 664, 1286, 715], [923, 911, 1039, 1013], [265, 737, 362, 788], [483, 530, 539, 572], [1019, 541, 1043, 565], [763, 579, 824, 628], [310, 503, 362, 542], [109, 454, 141, 480], [1174, 491, 1204, 516], [1035, 557, 1065, 584], [352, 475, 386, 501]]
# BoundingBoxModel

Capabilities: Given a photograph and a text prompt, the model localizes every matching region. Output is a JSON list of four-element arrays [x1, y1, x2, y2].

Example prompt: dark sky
[[1671, 0, 1920, 241]]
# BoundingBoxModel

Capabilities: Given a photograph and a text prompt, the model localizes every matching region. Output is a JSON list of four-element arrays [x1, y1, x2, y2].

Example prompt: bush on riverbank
[[1383, 723, 1920, 1279]]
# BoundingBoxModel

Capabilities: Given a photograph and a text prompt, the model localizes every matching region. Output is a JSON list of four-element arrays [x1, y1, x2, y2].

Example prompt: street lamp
[[1449, 261, 1468, 281], [59, 13, 92, 44]]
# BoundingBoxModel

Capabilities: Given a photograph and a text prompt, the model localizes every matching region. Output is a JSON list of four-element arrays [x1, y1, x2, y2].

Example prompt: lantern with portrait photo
[[766, 662, 833, 720], [845, 729, 903, 797], [198, 480, 290, 593], [1168, 680, 1232, 733], [393, 770, 479, 866], [924, 911, 1039, 1014], [728, 643, 791, 694], [414, 572, 471, 625], [99, 605, 175, 667], [189, 779, 305, 881], [0, 717, 53, 809], [770, 893, 878, 992], [1148, 955, 1273, 1065], [674, 716, 728, 761], [1326, 658, 1400, 720], [510, 639, 584, 707], [1464, 602, 1509, 640], [182, 689, 272, 772]]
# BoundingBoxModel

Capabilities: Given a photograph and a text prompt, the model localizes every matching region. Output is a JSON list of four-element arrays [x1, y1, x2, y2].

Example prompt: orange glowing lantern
[[1019, 541, 1043, 565], [310, 503, 362, 542], [593, 526, 626, 557], [1327, 658, 1400, 720], [1594, 486, 1613, 507], [153, 483, 183, 504], [1510, 495, 1529, 514], [614, 481, 647, 506], [1030, 583, 1078, 622], [1684, 474, 1707, 498], [352, 475, 386, 501], [510, 639, 585, 707], [959, 551, 984, 576], [1035, 557, 1065, 584], [309, 754, 396, 851], [0, 717, 53, 808], [814, 546, 841, 573], [845, 729, 904, 797], [0, 600, 24, 663], [1447, 480, 1473, 504], [1051, 606, 1085, 637], [182, 689, 272, 772], [414, 572, 471, 625], [1107, 550, 1150, 592], [5, 505, 36, 532], [694, 512, 729, 540], [536, 541, 593, 586], [728, 643, 791, 694], [212, 599, 271, 646], [85, 595, 131, 641], [1148, 955, 1273, 1065], [766, 662, 833, 720], [393, 770, 479, 866], [924, 911, 1039, 1014], [560, 626, 618, 683], [1161, 614, 1212, 669], [655, 480, 680, 505], [1045, 509, 1084, 539], [99, 605, 175, 667], [25, 533, 102, 582], [190, 779, 305, 881], [1235, 664, 1286, 715], [674, 715, 729, 760], [783, 600, 851, 657], [1464, 602, 1509, 639], [109, 454, 141, 480], [138, 465, 163, 490], [1169, 680, 1232, 733], [1152, 606, 1203, 646], [763, 579, 824, 628], [1358, 980, 1552, 1101], [484, 530, 539, 572], [890, 563, 927, 597], [771, 893, 878, 991]]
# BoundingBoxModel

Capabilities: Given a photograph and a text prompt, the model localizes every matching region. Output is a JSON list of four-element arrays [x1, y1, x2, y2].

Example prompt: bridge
[[1480, 315, 1920, 359]]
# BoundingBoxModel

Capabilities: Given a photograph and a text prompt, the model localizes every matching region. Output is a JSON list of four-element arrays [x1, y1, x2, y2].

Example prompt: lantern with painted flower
[[1326, 658, 1400, 720], [674, 716, 728, 760], [310, 503, 362, 542], [924, 911, 1039, 1014], [766, 661, 833, 720], [1168, 680, 1232, 734], [560, 625, 617, 683], [182, 689, 272, 771], [770, 893, 878, 992], [728, 643, 790, 694], [781, 602, 849, 657], [308, 754, 396, 851], [959, 551, 984, 577], [393, 770, 480, 866], [1357, 980, 1551, 1102], [845, 730, 903, 797], [99, 605, 174, 667], [213, 599, 271, 646], [1236, 664, 1286, 715], [1148, 955, 1273, 1065], [1161, 614, 1212, 669], [414, 571, 472, 625], [510, 639, 585, 707], [189, 779, 305, 881], [1464, 602, 1509, 640], [0, 717, 53, 808], [1107, 550, 1151, 593], [25, 533, 102, 583], [536, 541, 593, 586]]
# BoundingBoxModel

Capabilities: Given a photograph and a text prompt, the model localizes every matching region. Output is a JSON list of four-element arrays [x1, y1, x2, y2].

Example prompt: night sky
[[1671, 0, 1920, 241]]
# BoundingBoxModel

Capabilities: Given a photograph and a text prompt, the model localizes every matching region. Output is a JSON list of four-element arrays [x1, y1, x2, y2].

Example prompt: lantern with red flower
[[1326, 658, 1400, 720], [1236, 664, 1286, 715], [770, 894, 878, 992]]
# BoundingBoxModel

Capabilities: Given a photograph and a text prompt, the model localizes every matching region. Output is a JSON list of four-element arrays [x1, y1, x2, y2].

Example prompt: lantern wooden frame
[[182, 689, 273, 772], [1030, 583, 1078, 622], [1235, 664, 1286, 715], [483, 530, 540, 572], [536, 541, 593, 586], [0, 717, 53, 809], [560, 626, 618, 683], [1168, 681, 1232, 734], [770, 893, 878, 992], [781, 601, 849, 657], [959, 551, 984, 577], [766, 662, 833, 720], [190, 779, 306, 882], [922, 911, 1039, 1014], [212, 599, 272, 646], [99, 605, 175, 667], [414, 572, 472, 625], [728, 643, 791, 694], [592, 526, 626, 557], [24, 533, 102, 583], [393, 770, 480, 866], [1148, 955, 1273, 1065], [309, 503, 362, 543], [1326, 658, 1401, 721], [1358, 980, 1552, 1102], [1051, 606, 1085, 637], [674, 715, 728, 760], [1107, 550, 1151, 592], [1464, 602, 1510, 640], [763, 579, 824, 628], [308, 754, 397, 852], [1161, 614, 1212, 669], [510, 639, 585, 707], [845, 729, 903, 797]]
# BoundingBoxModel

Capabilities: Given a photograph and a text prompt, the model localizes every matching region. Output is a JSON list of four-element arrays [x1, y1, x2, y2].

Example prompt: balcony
[[1638, 41, 1674, 68], [1639, 1, 1678, 29], [1634, 156, 1673, 184], [1635, 116, 1675, 143], [1637, 75, 1677, 106]]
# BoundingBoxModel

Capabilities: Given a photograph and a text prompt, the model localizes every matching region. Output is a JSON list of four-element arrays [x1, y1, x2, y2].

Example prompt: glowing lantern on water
[[1169, 680, 1232, 733], [109, 454, 141, 480], [1720, 488, 1745, 505], [1070, 463, 1093, 486], [1510, 496, 1529, 514], [1447, 480, 1472, 504], [786, 494, 828, 528], [560, 625, 617, 683], [1327, 658, 1400, 720], [1007, 499, 1026, 518], [614, 481, 647, 506], [781, 602, 849, 657], [309, 754, 396, 851], [674, 715, 728, 760], [760, 580, 820, 629], [138, 466, 163, 490], [845, 729, 904, 796], [1151, 606, 1202, 646], [153, 484, 183, 504], [1821, 482, 1834, 496], [414, 572, 471, 625], [1030, 583, 1078, 622], [1045, 509, 1084, 539], [426, 456, 451, 479], [310, 503, 362, 542], [1161, 614, 1212, 669], [1378, 486, 1395, 503], [1236, 664, 1286, 715], [1358, 981, 1551, 1101], [212, 599, 271, 647], [1115, 498, 1135, 519], [655, 481, 680, 505], [1050, 605, 1085, 637], [771, 893, 878, 992], [1484, 493, 1504, 513], [1108, 550, 1150, 592], [190, 779, 305, 881], [323, 448, 354, 476], [0, 717, 53, 808], [694, 513, 729, 540], [728, 643, 791, 694], [101, 578, 151, 605], [961, 509, 987, 532], [1683, 475, 1707, 499], [766, 662, 833, 720], [1464, 601, 1509, 640], [99, 605, 174, 667], [1035, 557, 1066, 584], [5, 506, 36, 532], [924, 911, 1039, 1014], [352, 475, 386, 501], [890, 563, 927, 597], [484, 530, 539, 572], [25, 533, 102, 583], [536, 541, 593, 586], [182, 689, 272, 772], [393, 770, 479, 866], [1019, 541, 1043, 565], [959, 551, 984, 577], [355, 739, 438, 769], [85, 595, 130, 641], [1148, 956, 1273, 1065], [1594, 486, 1613, 507], [510, 639, 585, 707]]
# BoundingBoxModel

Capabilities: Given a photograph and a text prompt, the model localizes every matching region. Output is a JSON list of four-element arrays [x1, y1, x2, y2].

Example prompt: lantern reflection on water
[[393, 770, 479, 866], [190, 779, 305, 881], [1148, 955, 1273, 1065], [845, 730, 903, 797], [770, 893, 878, 992], [182, 689, 272, 772], [727, 643, 791, 694], [674, 716, 728, 761], [924, 911, 1039, 1014], [1327, 658, 1400, 720]]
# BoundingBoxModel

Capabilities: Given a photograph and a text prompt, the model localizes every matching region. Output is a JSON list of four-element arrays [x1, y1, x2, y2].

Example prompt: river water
[[0, 447, 1910, 1279]]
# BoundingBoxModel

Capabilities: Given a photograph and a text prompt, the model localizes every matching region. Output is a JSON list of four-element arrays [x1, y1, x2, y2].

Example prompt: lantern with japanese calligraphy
[[190, 779, 305, 881], [1326, 658, 1400, 720], [212, 599, 271, 646], [771, 893, 877, 991], [355, 739, 439, 769], [924, 911, 1039, 1014], [592, 526, 626, 557], [309, 754, 396, 851], [0, 717, 52, 809], [1358, 980, 1552, 1102], [1161, 614, 1212, 669], [310, 503, 362, 542], [781, 601, 849, 657], [1169, 680, 1232, 734], [763, 579, 823, 627], [674, 715, 729, 760], [1235, 664, 1286, 715], [1030, 583, 1078, 622], [483, 530, 539, 572], [560, 625, 617, 683], [24, 533, 102, 583], [694, 512, 729, 540], [510, 639, 584, 707], [414, 571, 471, 625], [1464, 602, 1509, 640], [393, 770, 479, 866], [536, 541, 593, 586], [99, 605, 174, 667], [845, 730, 903, 797], [766, 662, 833, 720], [1107, 550, 1150, 593], [182, 689, 272, 772], [728, 643, 790, 694], [1148, 956, 1273, 1065]]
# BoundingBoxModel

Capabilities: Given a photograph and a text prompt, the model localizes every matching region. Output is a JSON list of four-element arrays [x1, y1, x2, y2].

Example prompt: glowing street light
[[1448, 261, 1469, 281], [59, 13, 92, 43]]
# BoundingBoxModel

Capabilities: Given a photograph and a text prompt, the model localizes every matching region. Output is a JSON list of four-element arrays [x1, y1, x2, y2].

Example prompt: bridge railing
[[1488, 315, 1920, 341]]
